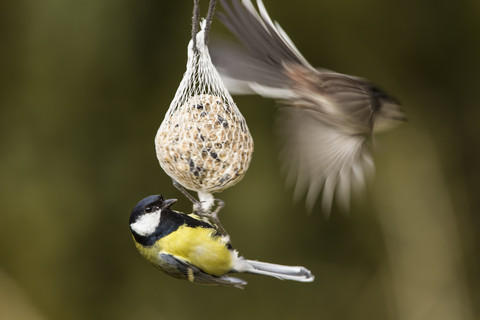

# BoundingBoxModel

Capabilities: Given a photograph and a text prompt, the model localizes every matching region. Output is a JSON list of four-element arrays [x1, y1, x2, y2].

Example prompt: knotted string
[[192, 0, 217, 54]]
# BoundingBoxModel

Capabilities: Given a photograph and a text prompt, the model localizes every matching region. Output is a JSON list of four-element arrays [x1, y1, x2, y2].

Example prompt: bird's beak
[[161, 198, 177, 209]]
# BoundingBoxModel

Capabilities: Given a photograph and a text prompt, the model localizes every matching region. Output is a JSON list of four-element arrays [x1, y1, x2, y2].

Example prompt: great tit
[[129, 195, 314, 288]]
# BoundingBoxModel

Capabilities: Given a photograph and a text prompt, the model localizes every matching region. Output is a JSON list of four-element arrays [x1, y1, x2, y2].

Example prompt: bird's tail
[[237, 259, 315, 282]]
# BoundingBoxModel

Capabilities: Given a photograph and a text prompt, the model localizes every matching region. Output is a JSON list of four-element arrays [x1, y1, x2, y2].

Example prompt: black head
[[129, 195, 177, 237]]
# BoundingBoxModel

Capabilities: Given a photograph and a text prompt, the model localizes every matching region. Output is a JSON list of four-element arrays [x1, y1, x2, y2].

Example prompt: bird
[[211, 0, 406, 214], [129, 194, 314, 289]]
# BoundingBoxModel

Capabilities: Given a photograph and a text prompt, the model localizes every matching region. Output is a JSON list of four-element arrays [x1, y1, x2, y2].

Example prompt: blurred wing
[[276, 107, 374, 215], [214, 0, 404, 214], [212, 0, 313, 97], [160, 253, 247, 289]]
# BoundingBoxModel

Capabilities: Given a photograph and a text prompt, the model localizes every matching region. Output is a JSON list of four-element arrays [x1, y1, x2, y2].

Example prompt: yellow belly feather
[[135, 226, 233, 277]]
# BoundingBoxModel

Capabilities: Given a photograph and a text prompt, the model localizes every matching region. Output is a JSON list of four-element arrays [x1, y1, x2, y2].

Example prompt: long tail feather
[[241, 259, 314, 282]]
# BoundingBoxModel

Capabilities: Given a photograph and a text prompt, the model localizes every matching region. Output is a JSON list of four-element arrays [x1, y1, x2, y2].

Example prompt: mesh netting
[[155, 20, 254, 195]]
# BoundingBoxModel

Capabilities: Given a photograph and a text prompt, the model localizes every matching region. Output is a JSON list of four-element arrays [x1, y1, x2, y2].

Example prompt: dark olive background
[[1, 0, 479, 319]]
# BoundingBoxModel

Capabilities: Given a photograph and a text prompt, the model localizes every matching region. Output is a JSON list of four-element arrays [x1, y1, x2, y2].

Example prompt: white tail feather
[[237, 259, 314, 282]]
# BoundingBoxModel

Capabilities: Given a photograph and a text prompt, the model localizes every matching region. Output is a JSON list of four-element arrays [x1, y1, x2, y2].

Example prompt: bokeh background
[[1, 0, 479, 319]]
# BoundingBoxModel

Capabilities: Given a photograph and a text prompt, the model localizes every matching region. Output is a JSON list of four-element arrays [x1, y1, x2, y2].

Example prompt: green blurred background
[[1, 0, 479, 319]]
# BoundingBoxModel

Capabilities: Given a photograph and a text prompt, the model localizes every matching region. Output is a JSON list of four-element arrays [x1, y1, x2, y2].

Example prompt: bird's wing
[[276, 106, 374, 215], [211, 0, 313, 97], [159, 253, 247, 289]]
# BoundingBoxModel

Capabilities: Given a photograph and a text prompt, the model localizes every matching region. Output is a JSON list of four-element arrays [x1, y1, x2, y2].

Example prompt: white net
[[155, 20, 254, 195]]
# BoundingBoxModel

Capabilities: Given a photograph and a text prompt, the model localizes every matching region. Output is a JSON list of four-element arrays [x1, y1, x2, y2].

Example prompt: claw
[[170, 180, 229, 238]]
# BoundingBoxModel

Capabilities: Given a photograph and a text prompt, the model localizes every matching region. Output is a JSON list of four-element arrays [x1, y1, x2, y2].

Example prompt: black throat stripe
[[133, 210, 214, 247]]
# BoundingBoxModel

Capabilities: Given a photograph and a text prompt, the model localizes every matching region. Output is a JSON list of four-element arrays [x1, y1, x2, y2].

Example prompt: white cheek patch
[[130, 211, 161, 236]]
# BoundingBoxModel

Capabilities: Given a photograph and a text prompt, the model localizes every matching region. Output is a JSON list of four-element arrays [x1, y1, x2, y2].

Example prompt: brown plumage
[[212, 0, 405, 214]]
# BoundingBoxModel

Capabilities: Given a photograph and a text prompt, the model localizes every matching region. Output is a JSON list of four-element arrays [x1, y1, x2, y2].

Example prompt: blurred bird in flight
[[212, 0, 405, 215]]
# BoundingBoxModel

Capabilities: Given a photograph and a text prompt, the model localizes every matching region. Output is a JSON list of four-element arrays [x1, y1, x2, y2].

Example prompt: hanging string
[[191, 0, 201, 54], [204, 0, 217, 45], [191, 0, 217, 53]]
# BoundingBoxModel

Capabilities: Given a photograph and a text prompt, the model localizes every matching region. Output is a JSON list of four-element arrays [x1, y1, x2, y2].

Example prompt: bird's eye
[[145, 206, 152, 213]]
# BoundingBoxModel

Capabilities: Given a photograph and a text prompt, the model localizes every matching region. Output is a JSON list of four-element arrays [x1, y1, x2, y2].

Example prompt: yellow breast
[[136, 226, 233, 277]]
